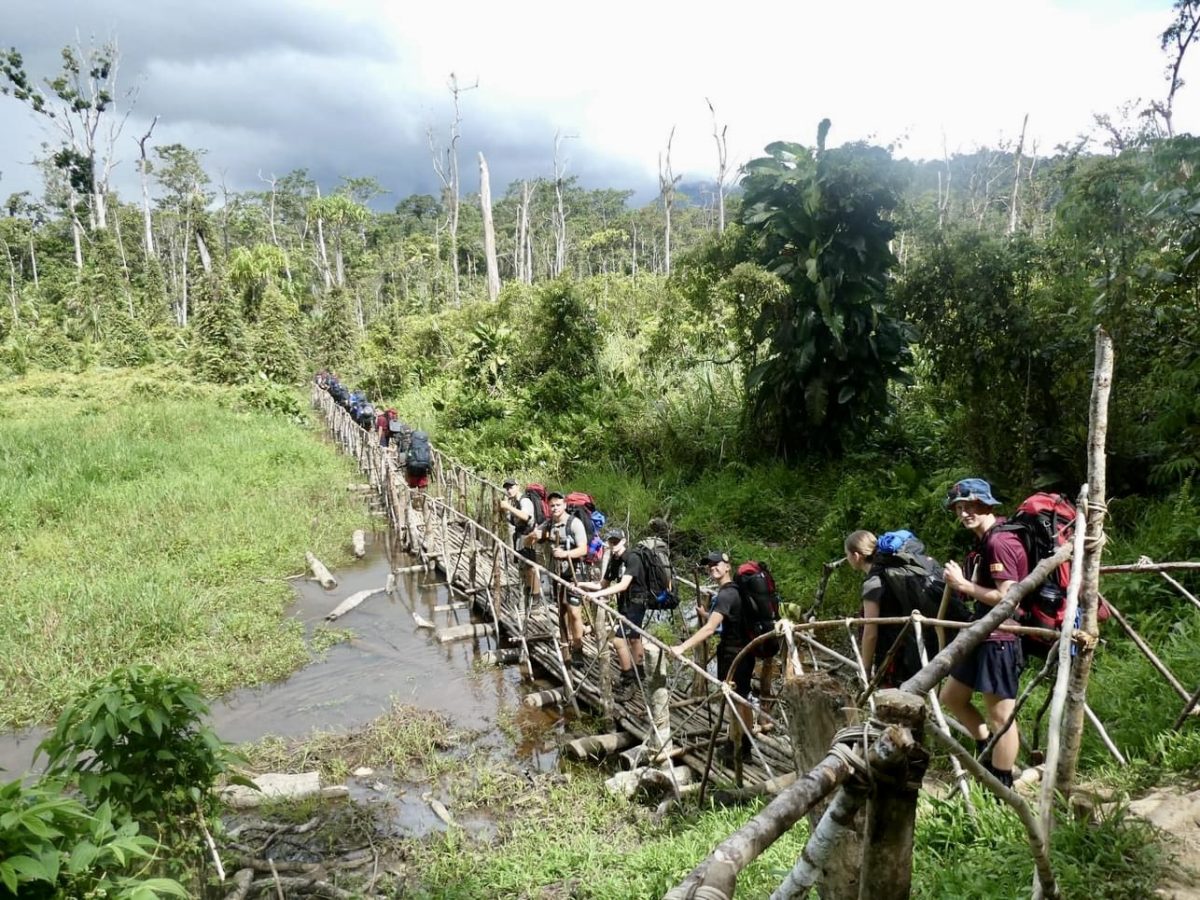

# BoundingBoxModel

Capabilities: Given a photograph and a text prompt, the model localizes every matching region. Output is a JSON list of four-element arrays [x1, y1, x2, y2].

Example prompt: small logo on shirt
[[990, 563, 1005, 573]]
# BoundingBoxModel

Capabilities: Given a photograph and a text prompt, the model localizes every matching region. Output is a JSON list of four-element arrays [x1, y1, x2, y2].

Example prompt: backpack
[[734, 560, 782, 658], [564, 491, 606, 564], [393, 423, 414, 453], [388, 418, 404, 435], [632, 537, 678, 610], [990, 492, 1109, 656], [358, 404, 375, 429], [870, 531, 968, 681], [406, 430, 433, 476], [523, 484, 551, 531]]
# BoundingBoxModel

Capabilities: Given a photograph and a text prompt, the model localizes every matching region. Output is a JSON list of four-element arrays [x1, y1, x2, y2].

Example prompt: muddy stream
[[0, 532, 563, 778]]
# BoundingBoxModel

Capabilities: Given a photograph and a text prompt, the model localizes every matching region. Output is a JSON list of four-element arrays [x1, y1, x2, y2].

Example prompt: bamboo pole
[[1037, 487, 1090, 866], [1102, 596, 1190, 701], [1056, 327, 1114, 796]]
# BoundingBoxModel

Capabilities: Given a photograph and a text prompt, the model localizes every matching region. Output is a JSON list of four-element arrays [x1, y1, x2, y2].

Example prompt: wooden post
[[779, 670, 862, 900], [857, 689, 928, 900], [1057, 327, 1114, 795]]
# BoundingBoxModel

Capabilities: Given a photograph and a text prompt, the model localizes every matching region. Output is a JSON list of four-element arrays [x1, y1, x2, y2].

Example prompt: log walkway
[[313, 387, 807, 788]]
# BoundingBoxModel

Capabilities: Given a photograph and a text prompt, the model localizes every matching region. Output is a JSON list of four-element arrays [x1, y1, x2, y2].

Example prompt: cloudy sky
[[0, 0, 1193, 208]]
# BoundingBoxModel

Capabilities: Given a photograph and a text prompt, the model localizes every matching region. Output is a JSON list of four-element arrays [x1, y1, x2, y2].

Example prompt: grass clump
[[0, 367, 364, 729]]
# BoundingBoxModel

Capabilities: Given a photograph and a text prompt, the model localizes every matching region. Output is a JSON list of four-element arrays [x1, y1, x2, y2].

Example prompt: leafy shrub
[[0, 781, 185, 899], [238, 379, 304, 418], [37, 666, 241, 843]]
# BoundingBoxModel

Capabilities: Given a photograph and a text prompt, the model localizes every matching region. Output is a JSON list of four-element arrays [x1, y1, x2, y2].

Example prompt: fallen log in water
[[605, 764, 695, 799], [412, 612, 435, 630], [305, 552, 337, 589], [324, 588, 384, 621], [392, 564, 425, 574], [351, 530, 366, 558], [523, 688, 567, 708], [436, 622, 495, 644], [563, 731, 638, 761], [479, 648, 523, 666]]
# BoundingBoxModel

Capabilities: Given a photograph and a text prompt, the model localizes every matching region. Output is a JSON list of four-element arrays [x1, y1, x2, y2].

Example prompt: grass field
[[0, 367, 364, 729]]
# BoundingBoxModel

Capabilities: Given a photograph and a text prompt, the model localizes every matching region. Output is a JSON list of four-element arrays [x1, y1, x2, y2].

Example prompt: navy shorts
[[717, 643, 754, 698], [614, 599, 646, 639], [950, 639, 1025, 699]]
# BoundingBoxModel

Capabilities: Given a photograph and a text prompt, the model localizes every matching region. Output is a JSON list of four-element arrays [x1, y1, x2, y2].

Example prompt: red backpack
[[734, 560, 782, 658], [523, 483, 551, 528], [992, 492, 1109, 653]]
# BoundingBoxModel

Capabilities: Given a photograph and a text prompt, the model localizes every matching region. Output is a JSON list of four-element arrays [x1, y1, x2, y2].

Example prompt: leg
[[984, 694, 1020, 773], [613, 635, 632, 671], [628, 635, 644, 668], [939, 676, 988, 740]]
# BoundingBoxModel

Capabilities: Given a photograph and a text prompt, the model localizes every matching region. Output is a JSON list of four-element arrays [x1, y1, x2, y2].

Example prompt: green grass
[[0, 367, 365, 729]]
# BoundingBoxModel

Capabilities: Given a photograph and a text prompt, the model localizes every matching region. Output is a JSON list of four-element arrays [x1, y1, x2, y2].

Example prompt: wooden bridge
[[311, 387, 831, 791]]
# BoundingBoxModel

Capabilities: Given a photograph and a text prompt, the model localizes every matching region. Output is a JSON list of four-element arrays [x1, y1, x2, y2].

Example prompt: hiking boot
[[570, 647, 586, 669], [615, 676, 636, 703]]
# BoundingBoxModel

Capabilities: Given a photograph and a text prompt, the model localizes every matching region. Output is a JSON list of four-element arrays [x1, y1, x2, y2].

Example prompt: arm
[[674, 611, 724, 655], [587, 574, 633, 601], [944, 561, 1016, 607], [860, 598, 881, 672]]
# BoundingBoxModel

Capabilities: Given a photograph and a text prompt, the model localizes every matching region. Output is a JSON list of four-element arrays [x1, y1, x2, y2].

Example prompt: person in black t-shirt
[[670, 550, 753, 756], [580, 529, 647, 700]]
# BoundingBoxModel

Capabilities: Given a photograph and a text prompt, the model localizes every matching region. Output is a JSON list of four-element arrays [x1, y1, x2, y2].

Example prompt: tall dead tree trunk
[[1008, 113, 1029, 235], [659, 126, 682, 276], [1056, 327, 1115, 795], [137, 117, 158, 258], [706, 99, 729, 234], [429, 73, 476, 304], [313, 186, 333, 290], [552, 132, 574, 277], [479, 152, 501, 301]]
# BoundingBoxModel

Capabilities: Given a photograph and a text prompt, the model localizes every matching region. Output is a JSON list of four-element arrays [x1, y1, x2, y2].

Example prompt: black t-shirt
[[604, 550, 648, 604], [712, 582, 745, 650]]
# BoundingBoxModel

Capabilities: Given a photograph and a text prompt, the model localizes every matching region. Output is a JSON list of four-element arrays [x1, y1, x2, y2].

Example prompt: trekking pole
[[935, 583, 953, 651]]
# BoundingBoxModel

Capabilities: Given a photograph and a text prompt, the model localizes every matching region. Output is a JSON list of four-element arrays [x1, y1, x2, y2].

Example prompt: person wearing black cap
[[671, 550, 753, 756], [579, 529, 647, 701], [499, 479, 542, 604], [938, 477, 1028, 788]]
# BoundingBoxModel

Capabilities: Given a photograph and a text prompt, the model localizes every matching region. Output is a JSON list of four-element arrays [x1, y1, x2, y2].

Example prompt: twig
[[198, 805, 226, 882], [268, 859, 285, 900]]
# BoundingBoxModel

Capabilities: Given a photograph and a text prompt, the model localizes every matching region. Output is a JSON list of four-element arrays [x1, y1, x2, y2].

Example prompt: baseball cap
[[699, 550, 730, 566], [502, 479, 518, 489], [604, 528, 626, 543], [944, 477, 1000, 508]]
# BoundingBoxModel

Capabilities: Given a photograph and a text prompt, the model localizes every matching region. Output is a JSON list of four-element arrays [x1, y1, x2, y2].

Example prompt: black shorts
[[717, 643, 754, 698], [949, 639, 1024, 699], [614, 599, 646, 639]]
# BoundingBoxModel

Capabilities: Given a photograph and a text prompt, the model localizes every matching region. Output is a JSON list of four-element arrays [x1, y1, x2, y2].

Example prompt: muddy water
[[0, 531, 562, 776]]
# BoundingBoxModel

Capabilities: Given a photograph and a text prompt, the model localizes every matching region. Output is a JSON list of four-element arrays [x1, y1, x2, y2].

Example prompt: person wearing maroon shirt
[[938, 478, 1028, 788], [376, 409, 390, 447]]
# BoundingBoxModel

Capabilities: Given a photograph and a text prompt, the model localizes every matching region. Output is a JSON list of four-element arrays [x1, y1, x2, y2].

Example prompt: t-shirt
[[711, 582, 745, 651], [376, 413, 389, 432], [549, 515, 588, 577], [971, 519, 1030, 643], [510, 496, 535, 534], [604, 550, 647, 606]]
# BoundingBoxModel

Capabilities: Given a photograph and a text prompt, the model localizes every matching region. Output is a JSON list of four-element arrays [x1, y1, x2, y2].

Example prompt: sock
[[975, 738, 991, 759]]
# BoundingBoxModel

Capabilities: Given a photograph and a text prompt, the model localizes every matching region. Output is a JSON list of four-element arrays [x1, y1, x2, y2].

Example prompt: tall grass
[[0, 368, 364, 729]]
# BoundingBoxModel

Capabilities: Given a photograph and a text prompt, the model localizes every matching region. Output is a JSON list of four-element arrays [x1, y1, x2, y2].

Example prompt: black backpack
[[870, 532, 966, 681], [388, 418, 404, 435], [734, 560, 781, 658], [406, 431, 433, 475], [632, 538, 677, 610]]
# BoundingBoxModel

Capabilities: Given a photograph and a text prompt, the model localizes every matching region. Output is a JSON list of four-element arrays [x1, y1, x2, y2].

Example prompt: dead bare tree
[[706, 99, 730, 234], [552, 132, 576, 277], [478, 152, 501, 301], [136, 116, 158, 258], [1008, 113, 1029, 235], [659, 126, 682, 275], [428, 72, 477, 304], [517, 180, 534, 284]]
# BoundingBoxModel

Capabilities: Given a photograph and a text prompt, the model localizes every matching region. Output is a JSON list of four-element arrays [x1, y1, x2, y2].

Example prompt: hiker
[[670, 551, 754, 758], [845, 529, 953, 687], [404, 429, 433, 490], [376, 407, 391, 447], [580, 529, 647, 701], [499, 479, 544, 604], [531, 491, 589, 668], [938, 477, 1028, 789]]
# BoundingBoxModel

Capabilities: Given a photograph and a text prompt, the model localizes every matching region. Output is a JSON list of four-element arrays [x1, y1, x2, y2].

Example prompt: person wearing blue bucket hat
[[939, 477, 1029, 790]]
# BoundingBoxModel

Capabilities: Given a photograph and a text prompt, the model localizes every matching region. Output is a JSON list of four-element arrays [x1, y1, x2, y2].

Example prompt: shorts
[[557, 578, 582, 608], [614, 599, 646, 639], [949, 639, 1025, 699], [405, 471, 429, 489], [516, 543, 536, 563], [717, 643, 754, 698]]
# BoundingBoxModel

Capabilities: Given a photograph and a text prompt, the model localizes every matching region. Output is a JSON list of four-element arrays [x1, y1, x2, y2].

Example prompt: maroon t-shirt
[[969, 520, 1029, 643], [376, 413, 389, 433]]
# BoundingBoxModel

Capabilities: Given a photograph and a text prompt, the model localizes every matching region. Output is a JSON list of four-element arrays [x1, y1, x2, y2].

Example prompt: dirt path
[[1130, 785, 1200, 899]]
